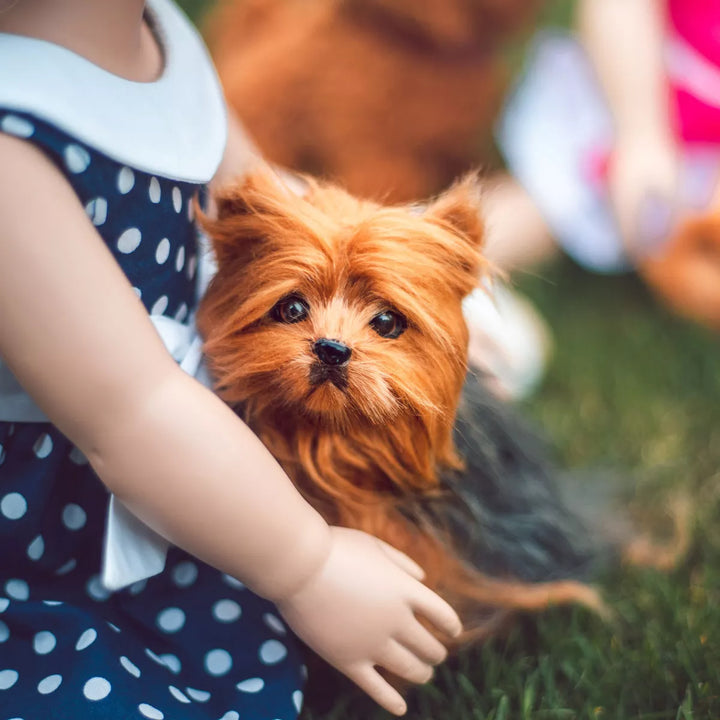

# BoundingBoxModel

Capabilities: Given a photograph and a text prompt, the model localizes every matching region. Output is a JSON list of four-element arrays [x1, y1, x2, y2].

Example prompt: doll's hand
[[609, 131, 680, 260], [274, 526, 462, 715]]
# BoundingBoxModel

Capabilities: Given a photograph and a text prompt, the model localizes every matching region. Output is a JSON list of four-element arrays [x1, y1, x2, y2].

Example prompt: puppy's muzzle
[[312, 338, 352, 366], [310, 338, 351, 391]]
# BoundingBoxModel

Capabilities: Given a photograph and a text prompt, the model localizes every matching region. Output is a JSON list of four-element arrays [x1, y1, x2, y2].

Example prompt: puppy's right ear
[[198, 172, 287, 270]]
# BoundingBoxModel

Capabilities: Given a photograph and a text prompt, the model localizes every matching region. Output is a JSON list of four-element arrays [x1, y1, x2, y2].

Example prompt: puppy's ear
[[199, 171, 292, 269], [422, 173, 488, 294], [424, 173, 485, 250]]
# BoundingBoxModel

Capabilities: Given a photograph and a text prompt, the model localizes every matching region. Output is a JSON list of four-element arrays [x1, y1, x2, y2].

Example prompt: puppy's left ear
[[424, 173, 485, 251]]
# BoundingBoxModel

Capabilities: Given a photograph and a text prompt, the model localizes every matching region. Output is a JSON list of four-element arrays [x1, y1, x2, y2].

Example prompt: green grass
[[178, 1, 720, 717]]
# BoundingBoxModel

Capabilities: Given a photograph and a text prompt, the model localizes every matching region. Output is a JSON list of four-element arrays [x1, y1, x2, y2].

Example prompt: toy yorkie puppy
[[197, 171, 609, 638]]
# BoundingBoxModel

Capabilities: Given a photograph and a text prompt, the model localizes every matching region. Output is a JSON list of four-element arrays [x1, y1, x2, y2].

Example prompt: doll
[[196, 170, 628, 637], [0, 1, 461, 718], [498, 0, 720, 330]]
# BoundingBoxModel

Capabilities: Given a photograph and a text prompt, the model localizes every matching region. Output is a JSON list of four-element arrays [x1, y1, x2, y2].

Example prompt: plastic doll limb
[[0, 134, 460, 714], [481, 173, 558, 272], [577, 0, 681, 259], [278, 528, 461, 716]]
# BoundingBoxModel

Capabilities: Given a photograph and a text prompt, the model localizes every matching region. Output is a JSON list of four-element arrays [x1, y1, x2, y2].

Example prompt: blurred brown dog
[[206, 0, 538, 203], [641, 191, 720, 331]]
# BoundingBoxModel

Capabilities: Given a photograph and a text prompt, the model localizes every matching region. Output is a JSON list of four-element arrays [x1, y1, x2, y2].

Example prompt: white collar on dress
[[0, 0, 227, 183]]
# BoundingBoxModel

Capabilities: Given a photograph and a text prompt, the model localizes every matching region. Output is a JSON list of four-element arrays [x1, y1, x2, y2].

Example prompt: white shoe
[[462, 281, 552, 401]]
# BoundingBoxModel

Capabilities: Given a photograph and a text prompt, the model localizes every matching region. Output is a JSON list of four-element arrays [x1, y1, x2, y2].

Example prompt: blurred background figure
[[499, 0, 720, 331], [206, 0, 540, 204]]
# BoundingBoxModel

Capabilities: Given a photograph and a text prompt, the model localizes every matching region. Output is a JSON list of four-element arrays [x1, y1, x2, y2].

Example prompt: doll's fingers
[[349, 665, 407, 716], [396, 624, 449, 666], [410, 585, 462, 639], [375, 539, 425, 580], [380, 639, 435, 685]]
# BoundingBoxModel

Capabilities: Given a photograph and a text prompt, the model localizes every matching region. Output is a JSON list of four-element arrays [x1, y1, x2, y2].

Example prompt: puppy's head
[[197, 171, 486, 436]]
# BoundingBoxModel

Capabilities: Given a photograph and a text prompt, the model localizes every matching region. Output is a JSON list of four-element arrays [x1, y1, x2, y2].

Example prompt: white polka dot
[[69, 446, 88, 465], [0, 669, 18, 690], [33, 631, 56, 655], [293, 689, 304, 713], [86, 575, 111, 601], [236, 677, 264, 693], [212, 599, 241, 623], [263, 612, 287, 635], [33, 433, 53, 459], [156, 607, 185, 633], [259, 639, 287, 665], [0, 621, 9, 643], [76, 628, 97, 650], [173, 303, 188, 323], [168, 685, 190, 703], [138, 703, 164, 719], [84, 677, 111, 701], [175, 245, 185, 271], [187, 254, 197, 279], [1, 493, 27, 520], [37, 674, 62, 694], [1, 114, 34, 138], [221, 713, 240, 720], [171, 561, 197, 587], [301, 663, 308, 679], [117, 227, 142, 254], [221, 574, 245, 590], [42, 600, 62, 606], [55, 558, 77, 576], [145, 649, 181, 674], [85, 197, 108, 226], [133, 287, 143, 299], [0, 444, 5, 465], [151, 295, 169, 316], [107, 621, 121, 633], [155, 238, 170, 264], [149, 177, 162, 203], [204, 649, 232, 676], [62, 503, 87, 530], [5, 580, 28, 601], [0, 599, 8, 613], [118, 167, 135, 194], [120, 656, 141, 678], [172, 187, 182, 213], [185, 687, 210, 702], [159, 654, 181, 674], [129, 579, 147, 595], [27, 535, 44, 561], [64, 144, 90, 173]]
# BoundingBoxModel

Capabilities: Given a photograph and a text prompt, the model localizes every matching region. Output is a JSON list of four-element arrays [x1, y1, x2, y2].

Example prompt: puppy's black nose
[[313, 338, 352, 366]]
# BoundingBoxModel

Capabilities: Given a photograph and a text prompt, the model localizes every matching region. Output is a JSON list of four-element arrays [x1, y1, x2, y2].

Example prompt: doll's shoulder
[[0, 0, 227, 184]]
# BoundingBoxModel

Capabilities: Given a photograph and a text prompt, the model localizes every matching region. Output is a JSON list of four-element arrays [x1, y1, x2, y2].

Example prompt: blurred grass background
[[180, 0, 720, 717]]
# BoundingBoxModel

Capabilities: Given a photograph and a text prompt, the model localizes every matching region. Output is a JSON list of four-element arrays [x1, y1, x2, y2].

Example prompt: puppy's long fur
[[197, 172, 608, 637]]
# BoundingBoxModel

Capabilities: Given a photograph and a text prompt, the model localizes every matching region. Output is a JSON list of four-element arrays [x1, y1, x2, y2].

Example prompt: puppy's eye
[[271, 295, 309, 324], [370, 310, 407, 339]]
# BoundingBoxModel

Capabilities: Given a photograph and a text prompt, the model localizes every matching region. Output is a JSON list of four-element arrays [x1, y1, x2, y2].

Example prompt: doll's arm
[[0, 135, 460, 715], [578, 0, 679, 257]]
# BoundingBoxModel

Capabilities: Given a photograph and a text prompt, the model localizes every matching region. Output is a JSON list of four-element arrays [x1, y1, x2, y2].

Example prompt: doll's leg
[[482, 173, 559, 272]]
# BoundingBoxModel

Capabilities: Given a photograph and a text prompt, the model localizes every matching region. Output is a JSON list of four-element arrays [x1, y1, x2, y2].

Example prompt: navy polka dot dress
[[0, 2, 305, 718]]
